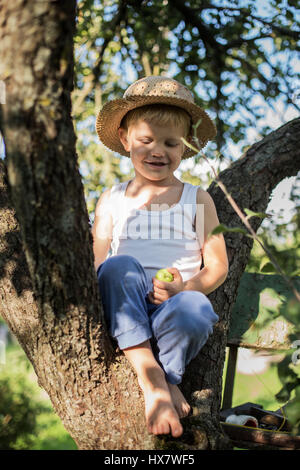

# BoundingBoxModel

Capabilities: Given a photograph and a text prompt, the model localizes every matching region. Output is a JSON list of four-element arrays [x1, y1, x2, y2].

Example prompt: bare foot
[[123, 341, 183, 438], [138, 376, 183, 437], [167, 383, 191, 419]]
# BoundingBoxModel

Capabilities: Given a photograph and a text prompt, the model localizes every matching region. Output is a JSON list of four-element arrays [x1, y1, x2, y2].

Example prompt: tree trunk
[[0, 0, 299, 450]]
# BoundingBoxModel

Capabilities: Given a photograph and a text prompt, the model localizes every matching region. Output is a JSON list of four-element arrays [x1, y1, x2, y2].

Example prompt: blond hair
[[120, 104, 191, 138]]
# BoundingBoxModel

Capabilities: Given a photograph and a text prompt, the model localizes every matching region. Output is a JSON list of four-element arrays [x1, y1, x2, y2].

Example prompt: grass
[[0, 343, 77, 450], [0, 342, 288, 450], [31, 411, 77, 450]]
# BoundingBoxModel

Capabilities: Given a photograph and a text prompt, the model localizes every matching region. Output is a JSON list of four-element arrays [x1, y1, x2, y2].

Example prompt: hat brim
[[95, 95, 216, 159]]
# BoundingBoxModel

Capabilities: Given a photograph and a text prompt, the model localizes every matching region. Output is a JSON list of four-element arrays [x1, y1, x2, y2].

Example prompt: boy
[[92, 76, 228, 438]]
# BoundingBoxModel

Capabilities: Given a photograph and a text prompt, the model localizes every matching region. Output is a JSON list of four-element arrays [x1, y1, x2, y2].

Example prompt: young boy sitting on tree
[[92, 76, 228, 438]]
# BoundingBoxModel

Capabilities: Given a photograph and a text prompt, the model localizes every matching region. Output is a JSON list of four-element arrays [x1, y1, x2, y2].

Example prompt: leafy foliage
[[73, 0, 299, 212], [275, 298, 300, 435], [0, 349, 43, 449]]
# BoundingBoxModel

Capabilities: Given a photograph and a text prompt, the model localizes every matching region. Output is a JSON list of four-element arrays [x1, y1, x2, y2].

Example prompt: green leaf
[[244, 208, 270, 220], [277, 355, 298, 385], [209, 223, 249, 237], [260, 261, 277, 274]]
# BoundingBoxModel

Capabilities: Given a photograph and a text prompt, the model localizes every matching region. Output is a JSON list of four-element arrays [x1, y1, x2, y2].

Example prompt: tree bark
[[180, 116, 300, 449], [0, 0, 299, 450]]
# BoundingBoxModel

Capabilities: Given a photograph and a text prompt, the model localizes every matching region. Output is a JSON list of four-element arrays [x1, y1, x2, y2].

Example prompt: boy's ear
[[118, 127, 130, 152]]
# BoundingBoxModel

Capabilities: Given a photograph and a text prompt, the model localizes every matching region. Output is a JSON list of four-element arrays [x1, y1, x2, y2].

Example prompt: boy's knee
[[175, 290, 212, 314], [98, 254, 141, 278], [172, 291, 218, 336]]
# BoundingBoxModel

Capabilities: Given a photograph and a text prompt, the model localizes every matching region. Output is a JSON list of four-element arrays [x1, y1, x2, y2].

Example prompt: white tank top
[[108, 181, 202, 285]]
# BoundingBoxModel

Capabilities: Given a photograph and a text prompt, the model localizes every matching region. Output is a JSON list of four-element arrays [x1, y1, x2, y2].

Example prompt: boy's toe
[[171, 422, 183, 438], [182, 402, 191, 417], [157, 422, 170, 435]]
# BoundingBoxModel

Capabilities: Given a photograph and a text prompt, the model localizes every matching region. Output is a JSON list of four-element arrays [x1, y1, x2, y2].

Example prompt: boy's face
[[118, 119, 186, 183]]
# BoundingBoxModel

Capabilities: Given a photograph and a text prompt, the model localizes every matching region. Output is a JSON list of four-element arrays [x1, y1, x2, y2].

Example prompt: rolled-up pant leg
[[149, 291, 219, 384], [97, 254, 152, 349]]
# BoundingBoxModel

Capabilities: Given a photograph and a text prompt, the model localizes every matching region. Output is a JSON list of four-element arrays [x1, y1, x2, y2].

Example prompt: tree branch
[[181, 117, 300, 445], [92, 0, 128, 83], [170, 0, 222, 52], [198, 4, 300, 41], [249, 13, 300, 40]]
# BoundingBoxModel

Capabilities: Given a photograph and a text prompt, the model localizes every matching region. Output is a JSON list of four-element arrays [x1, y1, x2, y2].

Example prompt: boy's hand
[[148, 268, 184, 305]]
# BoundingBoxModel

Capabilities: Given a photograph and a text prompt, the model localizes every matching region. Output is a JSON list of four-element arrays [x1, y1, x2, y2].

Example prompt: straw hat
[[95, 76, 216, 158]]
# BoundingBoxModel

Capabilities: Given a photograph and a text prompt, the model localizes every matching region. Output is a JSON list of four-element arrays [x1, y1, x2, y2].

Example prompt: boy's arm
[[183, 188, 229, 295], [91, 188, 113, 272]]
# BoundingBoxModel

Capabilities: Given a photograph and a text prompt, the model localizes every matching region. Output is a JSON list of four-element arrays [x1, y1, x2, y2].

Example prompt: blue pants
[[97, 255, 218, 385]]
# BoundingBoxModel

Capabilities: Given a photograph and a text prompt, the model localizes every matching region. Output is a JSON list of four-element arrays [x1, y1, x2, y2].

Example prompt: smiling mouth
[[145, 161, 167, 167]]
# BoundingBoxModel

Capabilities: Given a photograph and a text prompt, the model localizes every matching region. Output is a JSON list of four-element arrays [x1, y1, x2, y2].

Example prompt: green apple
[[155, 268, 174, 282]]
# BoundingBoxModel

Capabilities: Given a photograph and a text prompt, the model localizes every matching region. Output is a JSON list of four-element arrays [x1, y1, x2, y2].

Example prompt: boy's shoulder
[[195, 186, 216, 206], [97, 187, 111, 203], [98, 181, 125, 200], [96, 180, 129, 208]]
